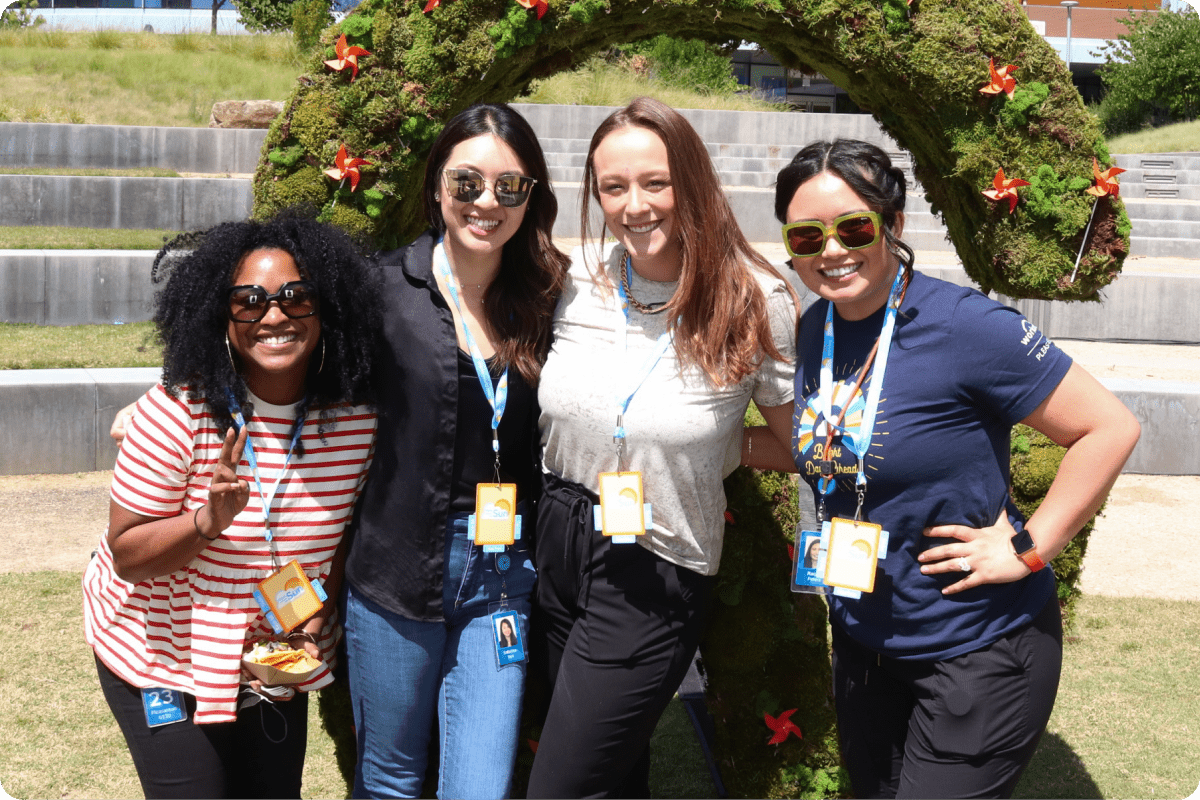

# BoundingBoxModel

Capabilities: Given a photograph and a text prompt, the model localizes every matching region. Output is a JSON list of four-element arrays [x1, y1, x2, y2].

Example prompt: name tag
[[141, 687, 187, 728]]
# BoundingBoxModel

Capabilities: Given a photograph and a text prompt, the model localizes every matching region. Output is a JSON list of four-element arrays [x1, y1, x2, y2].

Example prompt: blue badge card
[[491, 609, 525, 668], [141, 687, 187, 728], [791, 528, 827, 594]]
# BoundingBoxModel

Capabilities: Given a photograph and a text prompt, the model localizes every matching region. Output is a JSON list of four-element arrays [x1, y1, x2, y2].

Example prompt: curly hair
[[421, 103, 569, 385], [774, 139, 916, 287], [151, 211, 381, 448]]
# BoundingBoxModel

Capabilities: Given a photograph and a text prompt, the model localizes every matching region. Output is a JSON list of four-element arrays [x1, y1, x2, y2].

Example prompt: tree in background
[[0, 0, 45, 29], [234, 0, 298, 33], [1095, 6, 1200, 135], [626, 35, 740, 96]]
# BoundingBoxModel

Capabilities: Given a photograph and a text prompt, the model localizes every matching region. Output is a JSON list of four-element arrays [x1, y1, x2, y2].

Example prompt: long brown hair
[[423, 103, 569, 384], [580, 97, 793, 387]]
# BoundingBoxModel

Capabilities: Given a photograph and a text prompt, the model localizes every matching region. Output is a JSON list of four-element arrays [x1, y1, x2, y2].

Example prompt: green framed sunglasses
[[781, 211, 883, 258]]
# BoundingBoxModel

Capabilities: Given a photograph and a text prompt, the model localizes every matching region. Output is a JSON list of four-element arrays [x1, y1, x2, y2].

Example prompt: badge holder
[[253, 560, 327, 635], [141, 687, 187, 728], [468, 483, 522, 554], [791, 523, 830, 594], [489, 604, 526, 669], [823, 518, 890, 599], [595, 471, 652, 544]]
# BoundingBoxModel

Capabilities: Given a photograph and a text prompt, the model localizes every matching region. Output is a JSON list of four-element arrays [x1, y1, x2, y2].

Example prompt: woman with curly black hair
[[84, 213, 380, 799]]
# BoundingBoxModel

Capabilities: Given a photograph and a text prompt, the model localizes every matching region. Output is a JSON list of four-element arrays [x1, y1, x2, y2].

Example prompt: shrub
[[1095, 7, 1200, 136], [293, 0, 333, 53], [0, 0, 45, 30], [628, 35, 740, 96]]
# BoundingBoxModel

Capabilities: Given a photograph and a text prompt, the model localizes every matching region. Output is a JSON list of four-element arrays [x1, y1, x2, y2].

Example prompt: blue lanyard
[[434, 240, 509, 474], [612, 254, 674, 469], [816, 266, 906, 511], [225, 389, 307, 566]]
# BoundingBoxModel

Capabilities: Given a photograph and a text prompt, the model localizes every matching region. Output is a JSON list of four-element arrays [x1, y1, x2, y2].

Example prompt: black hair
[[151, 210, 381, 450], [774, 139, 916, 280], [421, 102, 568, 384]]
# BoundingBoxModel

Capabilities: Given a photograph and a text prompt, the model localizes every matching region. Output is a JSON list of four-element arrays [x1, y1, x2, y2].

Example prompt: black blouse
[[345, 231, 540, 622]]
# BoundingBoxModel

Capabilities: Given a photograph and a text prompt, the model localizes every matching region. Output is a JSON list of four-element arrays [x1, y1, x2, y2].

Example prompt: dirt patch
[[0, 472, 111, 575]]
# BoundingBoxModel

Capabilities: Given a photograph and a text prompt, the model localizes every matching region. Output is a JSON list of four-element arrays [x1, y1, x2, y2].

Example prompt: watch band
[[1010, 529, 1046, 572]]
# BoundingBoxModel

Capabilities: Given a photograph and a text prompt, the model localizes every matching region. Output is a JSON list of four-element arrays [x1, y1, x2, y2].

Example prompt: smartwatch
[[1010, 529, 1046, 572]]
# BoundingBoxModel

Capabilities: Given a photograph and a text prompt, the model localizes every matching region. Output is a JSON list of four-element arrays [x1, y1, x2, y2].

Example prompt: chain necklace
[[620, 256, 669, 315]]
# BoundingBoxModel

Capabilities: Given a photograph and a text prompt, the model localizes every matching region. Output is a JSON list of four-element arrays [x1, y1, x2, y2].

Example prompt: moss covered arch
[[254, 0, 1129, 301]]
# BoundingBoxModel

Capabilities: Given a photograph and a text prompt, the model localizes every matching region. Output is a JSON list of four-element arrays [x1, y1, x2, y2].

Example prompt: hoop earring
[[317, 337, 325, 375], [225, 332, 237, 373]]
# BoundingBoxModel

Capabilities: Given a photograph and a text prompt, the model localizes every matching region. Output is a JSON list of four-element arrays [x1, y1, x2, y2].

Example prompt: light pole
[[1060, 0, 1080, 71]]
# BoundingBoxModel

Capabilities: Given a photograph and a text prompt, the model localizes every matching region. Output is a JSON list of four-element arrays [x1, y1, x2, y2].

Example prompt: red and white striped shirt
[[83, 384, 375, 724]]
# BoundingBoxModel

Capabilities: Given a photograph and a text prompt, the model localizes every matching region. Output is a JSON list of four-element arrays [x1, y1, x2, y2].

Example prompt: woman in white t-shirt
[[527, 97, 799, 798], [83, 214, 379, 799]]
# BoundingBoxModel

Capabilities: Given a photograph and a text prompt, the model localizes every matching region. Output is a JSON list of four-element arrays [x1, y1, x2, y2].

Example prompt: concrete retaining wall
[[0, 367, 1188, 475], [0, 122, 267, 174], [0, 175, 252, 231], [0, 368, 159, 475], [0, 250, 156, 325]]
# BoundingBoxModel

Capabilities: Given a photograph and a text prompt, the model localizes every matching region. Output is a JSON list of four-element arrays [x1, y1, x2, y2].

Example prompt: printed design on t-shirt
[[794, 367, 888, 490], [1018, 319, 1054, 362]]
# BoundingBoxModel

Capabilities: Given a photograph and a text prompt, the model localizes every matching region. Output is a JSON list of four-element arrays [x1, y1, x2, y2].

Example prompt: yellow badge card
[[256, 560, 323, 633], [598, 471, 646, 537], [823, 518, 882, 594], [474, 483, 517, 546]]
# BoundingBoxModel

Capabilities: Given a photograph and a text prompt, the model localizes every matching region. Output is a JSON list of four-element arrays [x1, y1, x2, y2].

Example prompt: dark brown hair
[[422, 103, 569, 384], [774, 138, 915, 286], [580, 97, 794, 386]]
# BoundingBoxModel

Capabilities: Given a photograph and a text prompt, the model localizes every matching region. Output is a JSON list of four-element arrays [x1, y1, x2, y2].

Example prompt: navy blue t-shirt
[[792, 270, 1072, 660]]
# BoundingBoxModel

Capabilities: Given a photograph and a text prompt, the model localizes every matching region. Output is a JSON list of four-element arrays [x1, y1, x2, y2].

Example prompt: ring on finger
[[956, 556, 972, 573]]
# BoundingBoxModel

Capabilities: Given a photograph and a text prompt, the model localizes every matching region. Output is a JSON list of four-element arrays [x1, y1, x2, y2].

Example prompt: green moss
[[998, 81, 1050, 128], [267, 144, 305, 169]]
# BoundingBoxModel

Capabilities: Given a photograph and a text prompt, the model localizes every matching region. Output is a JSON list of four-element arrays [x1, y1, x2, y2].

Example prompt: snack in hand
[[244, 640, 321, 674]]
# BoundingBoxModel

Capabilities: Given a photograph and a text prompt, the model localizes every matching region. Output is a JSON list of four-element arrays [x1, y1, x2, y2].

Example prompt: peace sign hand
[[203, 426, 251, 537]]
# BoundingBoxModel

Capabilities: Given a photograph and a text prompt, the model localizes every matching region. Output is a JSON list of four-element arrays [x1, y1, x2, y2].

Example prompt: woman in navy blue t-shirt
[[747, 139, 1140, 798]]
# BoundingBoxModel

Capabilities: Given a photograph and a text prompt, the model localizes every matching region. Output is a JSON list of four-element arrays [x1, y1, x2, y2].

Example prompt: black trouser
[[95, 654, 309, 799], [526, 471, 716, 799], [831, 593, 1063, 799]]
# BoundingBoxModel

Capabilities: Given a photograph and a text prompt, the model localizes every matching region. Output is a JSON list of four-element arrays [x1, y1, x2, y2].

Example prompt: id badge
[[252, 560, 326, 634], [473, 483, 518, 547], [141, 687, 187, 728], [823, 517, 881, 594], [491, 607, 526, 668], [598, 471, 647, 538], [791, 527, 827, 594]]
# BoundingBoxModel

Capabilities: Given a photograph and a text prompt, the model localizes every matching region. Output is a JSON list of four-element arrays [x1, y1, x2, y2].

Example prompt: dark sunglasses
[[442, 168, 537, 207], [227, 280, 319, 323], [781, 211, 883, 258]]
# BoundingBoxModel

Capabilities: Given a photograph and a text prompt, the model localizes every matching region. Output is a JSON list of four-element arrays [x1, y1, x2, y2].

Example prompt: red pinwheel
[[787, 543, 795, 563], [527, 739, 539, 753], [324, 144, 370, 192], [1086, 157, 1126, 198], [724, 510, 736, 526], [981, 168, 1030, 214], [980, 58, 1017, 100], [423, 0, 442, 11], [515, 0, 548, 18], [324, 34, 371, 82], [764, 709, 803, 745]]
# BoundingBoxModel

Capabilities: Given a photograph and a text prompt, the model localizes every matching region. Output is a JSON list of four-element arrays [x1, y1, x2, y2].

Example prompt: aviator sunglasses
[[227, 280, 319, 323], [781, 211, 883, 258], [442, 168, 537, 208]]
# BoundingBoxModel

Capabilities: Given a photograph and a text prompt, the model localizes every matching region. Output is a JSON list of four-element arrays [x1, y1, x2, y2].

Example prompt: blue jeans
[[345, 513, 535, 799]]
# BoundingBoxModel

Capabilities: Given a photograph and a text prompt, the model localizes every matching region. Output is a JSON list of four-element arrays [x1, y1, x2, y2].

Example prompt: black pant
[[526, 471, 715, 799], [95, 654, 309, 799], [832, 593, 1063, 799]]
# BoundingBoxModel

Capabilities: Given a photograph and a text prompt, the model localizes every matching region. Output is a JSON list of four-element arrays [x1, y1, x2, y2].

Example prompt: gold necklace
[[621, 257, 669, 315]]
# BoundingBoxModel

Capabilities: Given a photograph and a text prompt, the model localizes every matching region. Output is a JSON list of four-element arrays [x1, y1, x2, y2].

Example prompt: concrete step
[[0, 174, 252, 231], [0, 250, 154, 325], [1113, 153, 1200, 172], [0, 122, 267, 174], [1, 355, 1193, 475], [1123, 198, 1200, 221]]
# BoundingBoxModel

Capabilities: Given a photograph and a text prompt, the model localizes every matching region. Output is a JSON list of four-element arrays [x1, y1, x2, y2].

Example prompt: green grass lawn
[[1, 570, 1195, 799], [0, 322, 160, 369], [1107, 118, 1200, 155], [0, 226, 181, 251]]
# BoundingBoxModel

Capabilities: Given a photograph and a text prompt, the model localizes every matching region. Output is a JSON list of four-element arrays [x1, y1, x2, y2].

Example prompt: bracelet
[[194, 507, 219, 541], [286, 630, 319, 646], [747, 431, 753, 457]]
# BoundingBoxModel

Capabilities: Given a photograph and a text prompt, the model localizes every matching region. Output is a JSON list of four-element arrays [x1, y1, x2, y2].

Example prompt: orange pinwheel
[[980, 58, 1017, 100], [982, 168, 1030, 214], [423, 0, 442, 11], [515, 0, 547, 18], [324, 34, 371, 82], [1086, 157, 1126, 198], [765, 709, 803, 745], [324, 144, 370, 192]]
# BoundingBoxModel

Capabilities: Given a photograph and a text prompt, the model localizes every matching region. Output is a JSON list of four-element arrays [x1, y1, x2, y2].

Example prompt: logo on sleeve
[[1019, 320, 1053, 361]]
